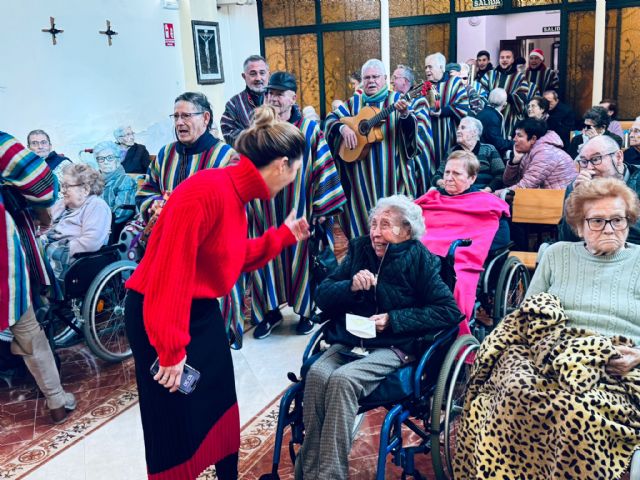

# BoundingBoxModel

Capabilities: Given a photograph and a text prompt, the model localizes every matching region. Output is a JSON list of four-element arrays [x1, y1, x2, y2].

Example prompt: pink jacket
[[503, 130, 577, 189]]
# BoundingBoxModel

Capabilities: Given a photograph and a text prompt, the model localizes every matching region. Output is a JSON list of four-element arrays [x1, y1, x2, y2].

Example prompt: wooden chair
[[508, 188, 566, 269]]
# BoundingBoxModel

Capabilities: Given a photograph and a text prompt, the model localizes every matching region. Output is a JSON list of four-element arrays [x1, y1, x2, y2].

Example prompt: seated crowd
[[3, 47, 640, 480]]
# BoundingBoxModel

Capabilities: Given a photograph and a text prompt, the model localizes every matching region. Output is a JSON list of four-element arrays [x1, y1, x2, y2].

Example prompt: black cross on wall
[[42, 16, 63, 45], [99, 20, 118, 46]]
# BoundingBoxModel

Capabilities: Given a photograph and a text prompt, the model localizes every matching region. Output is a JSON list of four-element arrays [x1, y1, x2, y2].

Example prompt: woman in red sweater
[[124, 105, 309, 480]]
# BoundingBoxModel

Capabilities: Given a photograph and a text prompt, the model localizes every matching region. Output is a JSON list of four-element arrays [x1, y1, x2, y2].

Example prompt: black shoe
[[253, 309, 283, 339], [295, 316, 314, 335]]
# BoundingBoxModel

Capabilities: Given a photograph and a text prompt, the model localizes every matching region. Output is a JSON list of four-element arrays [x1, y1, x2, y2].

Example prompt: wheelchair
[[40, 209, 137, 363], [259, 240, 481, 480]]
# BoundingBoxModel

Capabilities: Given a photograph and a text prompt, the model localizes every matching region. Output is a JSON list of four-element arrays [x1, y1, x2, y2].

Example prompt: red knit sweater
[[125, 155, 296, 366]]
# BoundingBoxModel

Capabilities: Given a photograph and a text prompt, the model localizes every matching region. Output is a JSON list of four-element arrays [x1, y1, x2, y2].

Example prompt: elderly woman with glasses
[[93, 141, 137, 224], [113, 125, 151, 174], [568, 105, 624, 160], [432, 116, 505, 193], [40, 163, 111, 281], [295, 194, 461, 480], [455, 177, 640, 479]]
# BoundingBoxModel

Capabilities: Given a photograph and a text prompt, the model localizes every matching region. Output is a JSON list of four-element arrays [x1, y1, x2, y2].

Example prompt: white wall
[[457, 10, 560, 64], [0, 0, 261, 161], [0, 0, 185, 160]]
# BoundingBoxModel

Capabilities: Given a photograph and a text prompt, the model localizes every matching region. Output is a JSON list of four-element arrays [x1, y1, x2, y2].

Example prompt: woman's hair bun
[[251, 105, 278, 129]]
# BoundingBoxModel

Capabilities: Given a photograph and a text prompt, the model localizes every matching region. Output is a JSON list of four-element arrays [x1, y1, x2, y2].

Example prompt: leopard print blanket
[[454, 292, 640, 479]]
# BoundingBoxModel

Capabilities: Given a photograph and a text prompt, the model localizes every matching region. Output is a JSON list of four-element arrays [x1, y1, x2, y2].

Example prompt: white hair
[[425, 52, 446, 71], [459, 63, 470, 76], [361, 58, 386, 77], [370, 195, 425, 240], [635, 116, 640, 123], [461, 116, 483, 139], [488, 88, 508, 108], [113, 125, 131, 139]]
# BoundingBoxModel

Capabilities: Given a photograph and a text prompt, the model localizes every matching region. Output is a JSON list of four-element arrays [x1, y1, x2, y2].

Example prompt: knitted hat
[[446, 62, 461, 73], [529, 49, 544, 61]]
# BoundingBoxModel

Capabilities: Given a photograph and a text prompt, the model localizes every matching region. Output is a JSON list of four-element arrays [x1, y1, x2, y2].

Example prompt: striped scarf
[[362, 85, 389, 105]]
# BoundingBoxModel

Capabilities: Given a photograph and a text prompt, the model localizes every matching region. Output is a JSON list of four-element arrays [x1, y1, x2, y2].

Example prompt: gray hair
[[635, 116, 640, 123], [113, 125, 131, 139], [93, 141, 120, 158], [61, 162, 105, 195], [488, 88, 507, 108], [459, 63, 471, 76], [361, 58, 386, 77], [243, 55, 268, 71], [27, 129, 50, 145], [583, 134, 621, 154], [174, 91, 213, 130], [425, 52, 446, 71], [395, 65, 415, 85], [460, 116, 483, 139], [369, 195, 425, 240]]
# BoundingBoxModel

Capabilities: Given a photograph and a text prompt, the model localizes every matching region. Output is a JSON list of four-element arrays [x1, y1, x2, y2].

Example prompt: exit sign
[[472, 0, 503, 7], [542, 26, 560, 33]]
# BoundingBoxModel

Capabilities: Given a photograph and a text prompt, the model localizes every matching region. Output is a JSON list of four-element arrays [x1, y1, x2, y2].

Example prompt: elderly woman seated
[[432, 116, 505, 193], [295, 195, 461, 480], [93, 141, 137, 224], [113, 125, 150, 174], [454, 177, 640, 479], [40, 163, 111, 281]]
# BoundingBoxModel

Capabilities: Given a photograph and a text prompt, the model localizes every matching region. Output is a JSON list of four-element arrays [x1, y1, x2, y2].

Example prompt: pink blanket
[[415, 189, 510, 336]]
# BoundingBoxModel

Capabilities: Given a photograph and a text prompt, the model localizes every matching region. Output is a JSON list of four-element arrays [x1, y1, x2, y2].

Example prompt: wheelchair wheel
[[430, 334, 480, 480], [82, 260, 136, 362], [494, 256, 530, 322]]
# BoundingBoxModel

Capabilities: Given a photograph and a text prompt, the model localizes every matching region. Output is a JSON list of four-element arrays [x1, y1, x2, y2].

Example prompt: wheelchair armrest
[[302, 323, 329, 364], [72, 245, 119, 259], [413, 325, 459, 396]]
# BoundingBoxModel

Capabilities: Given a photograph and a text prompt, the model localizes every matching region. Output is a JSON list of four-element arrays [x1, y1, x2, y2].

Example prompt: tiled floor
[[0, 309, 310, 480]]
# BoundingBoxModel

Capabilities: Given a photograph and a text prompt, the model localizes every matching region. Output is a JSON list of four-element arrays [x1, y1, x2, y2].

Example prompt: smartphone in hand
[[150, 357, 201, 395]]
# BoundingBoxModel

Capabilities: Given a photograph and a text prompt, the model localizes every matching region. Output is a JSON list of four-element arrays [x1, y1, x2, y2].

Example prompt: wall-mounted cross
[[42, 17, 63, 45], [99, 20, 118, 46]]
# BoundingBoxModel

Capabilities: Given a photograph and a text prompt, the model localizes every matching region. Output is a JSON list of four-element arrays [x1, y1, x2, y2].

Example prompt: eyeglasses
[[584, 216, 628, 231], [29, 140, 50, 147], [460, 76, 469, 80], [630, 128, 640, 134], [60, 183, 83, 191], [576, 151, 617, 168], [169, 112, 205, 121], [362, 74, 383, 82], [96, 154, 119, 163]]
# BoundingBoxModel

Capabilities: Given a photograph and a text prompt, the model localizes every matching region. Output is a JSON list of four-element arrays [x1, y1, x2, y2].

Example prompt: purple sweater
[[503, 131, 577, 189]]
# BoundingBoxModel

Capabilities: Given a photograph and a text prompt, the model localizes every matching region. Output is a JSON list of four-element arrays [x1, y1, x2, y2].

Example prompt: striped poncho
[[526, 66, 559, 96], [1, 132, 55, 329], [243, 109, 346, 325], [220, 88, 263, 147], [324, 88, 431, 238], [478, 68, 529, 138], [135, 131, 244, 345], [428, 75, 470, 169]]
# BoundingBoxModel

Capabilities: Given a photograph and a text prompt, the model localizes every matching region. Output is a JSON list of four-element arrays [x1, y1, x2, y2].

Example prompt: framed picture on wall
[[191, 20, 224, 84]]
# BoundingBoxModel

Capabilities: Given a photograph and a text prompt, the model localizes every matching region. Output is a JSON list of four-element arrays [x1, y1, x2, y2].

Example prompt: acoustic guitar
[[338, 82, 438, 163]]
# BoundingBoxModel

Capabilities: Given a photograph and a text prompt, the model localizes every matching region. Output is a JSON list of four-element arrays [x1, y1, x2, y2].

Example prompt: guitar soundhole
[[358, 121, 371, 136]]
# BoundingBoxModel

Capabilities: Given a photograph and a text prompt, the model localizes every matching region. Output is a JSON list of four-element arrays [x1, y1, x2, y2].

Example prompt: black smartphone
[[150, 357, 201, 395]]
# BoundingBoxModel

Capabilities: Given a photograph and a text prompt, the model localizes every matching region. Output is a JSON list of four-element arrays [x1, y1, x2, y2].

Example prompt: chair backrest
[[620, 120, 634, 131], [511, 189, 566, 225]]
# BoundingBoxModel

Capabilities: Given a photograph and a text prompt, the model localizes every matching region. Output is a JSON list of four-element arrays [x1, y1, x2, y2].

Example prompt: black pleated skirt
[[125, 290, 239, 479]]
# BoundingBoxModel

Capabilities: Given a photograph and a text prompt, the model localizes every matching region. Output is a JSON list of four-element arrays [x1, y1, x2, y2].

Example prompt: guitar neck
[[368, 92, 411, 127]]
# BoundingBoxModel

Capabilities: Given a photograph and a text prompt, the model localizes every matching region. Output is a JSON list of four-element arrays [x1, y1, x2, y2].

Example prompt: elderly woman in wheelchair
[[454, 177, 640, 479], [295, 195, 462, 480], [39, 163, 111, 282]]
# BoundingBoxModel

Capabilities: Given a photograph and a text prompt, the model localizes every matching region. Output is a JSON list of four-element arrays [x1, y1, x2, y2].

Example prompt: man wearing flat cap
[[245, 71, 346, 340]]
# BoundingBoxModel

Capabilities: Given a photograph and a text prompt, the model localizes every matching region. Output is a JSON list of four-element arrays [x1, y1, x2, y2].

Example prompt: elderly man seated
[[40, 163, 111, 281], [294, 195, 461, 480], [503, 118, 577, 190], [475, 88, 514, 158], [559, 134, 640, 243], [93, 141, 138, 224], [455, 178, 640, 479], [113, 125, 150, 174], [624, 116, 640, 168], [432, 117, 505, 193], [27, 129, 71, 196]]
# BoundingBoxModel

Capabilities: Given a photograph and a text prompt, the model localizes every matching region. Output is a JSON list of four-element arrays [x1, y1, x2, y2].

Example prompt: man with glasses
[[559, 135, 640, 243], [424, 52, 470, 169], [113, 125, 150, 174], [27, 129, 71, 197], [246, 71, 346, 338], [453, 63, 485, 115], [324, 58, 432, 237], [624, 116, 640, 168], [391, 65, 414, 95], [221, 55, 270, 147]]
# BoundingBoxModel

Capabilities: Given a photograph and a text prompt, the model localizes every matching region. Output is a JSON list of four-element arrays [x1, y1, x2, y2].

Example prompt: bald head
[[579, 135, 623, 179]]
